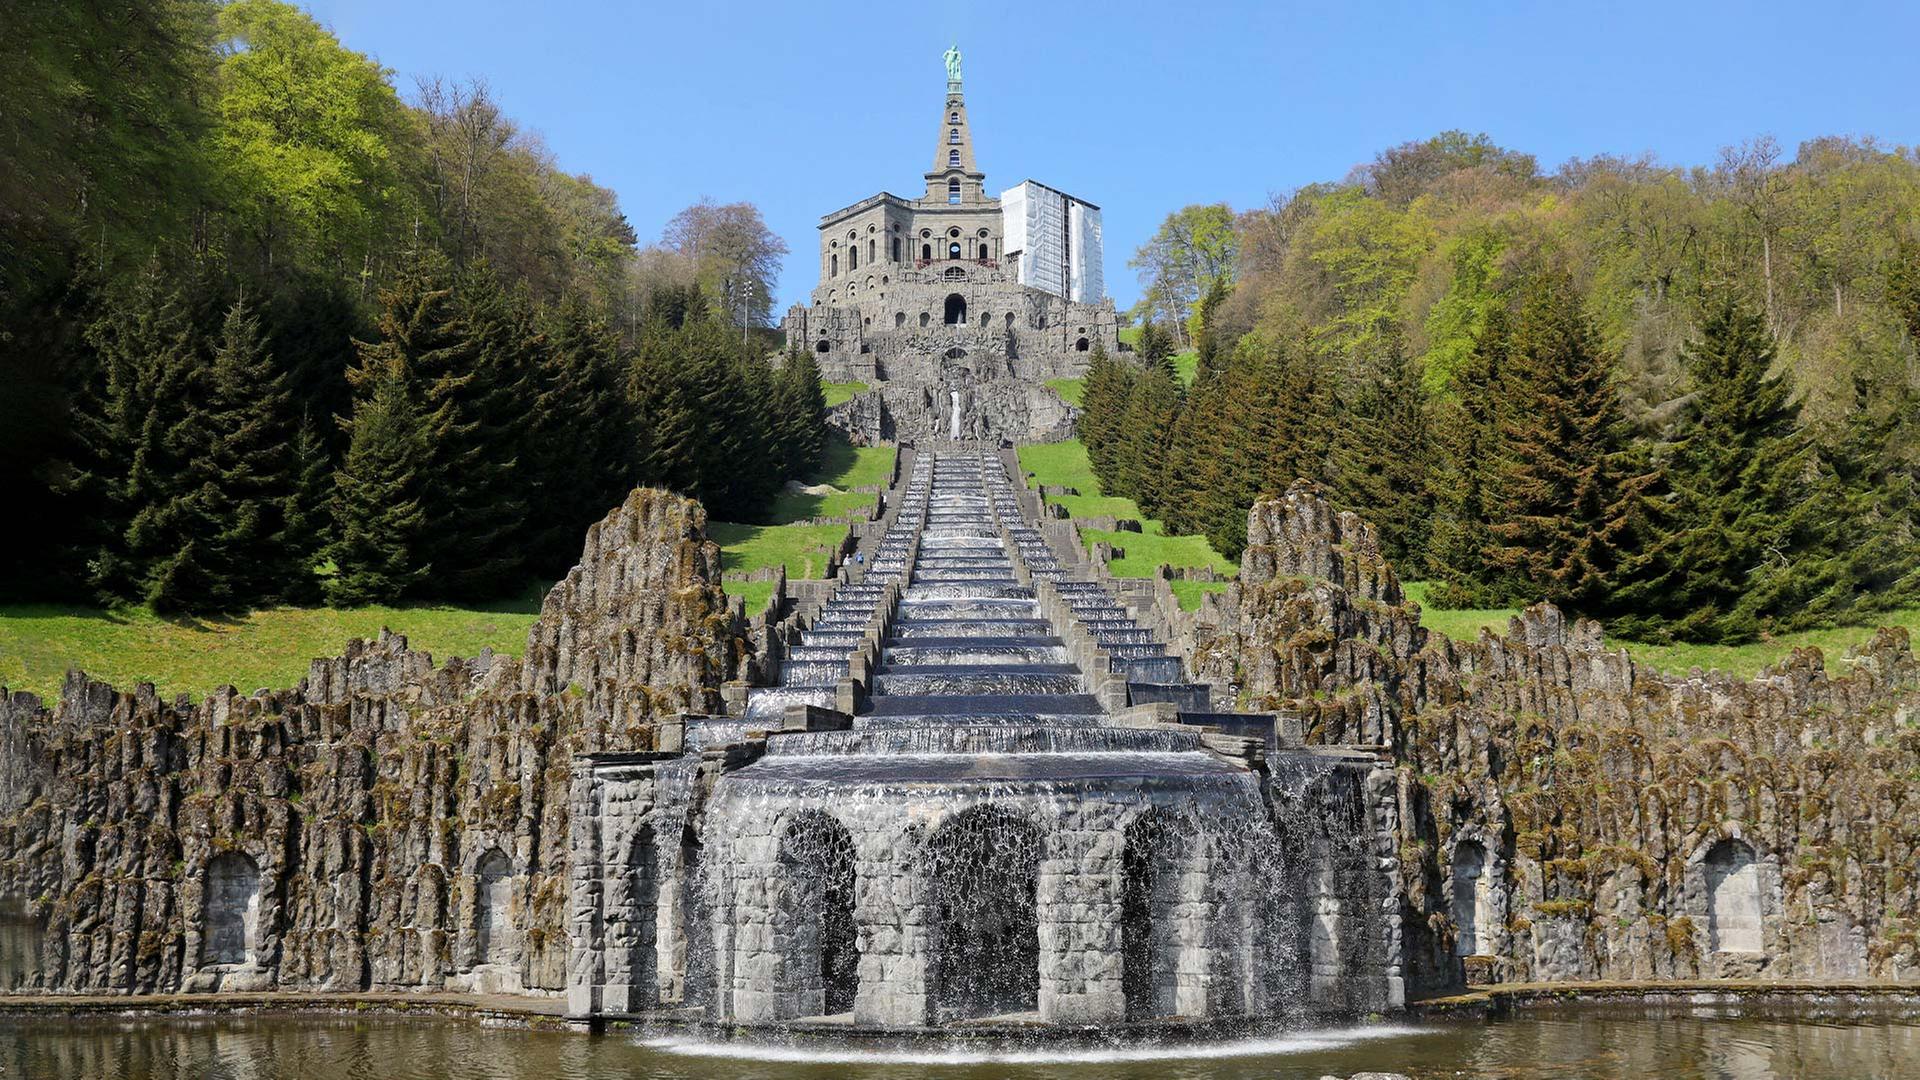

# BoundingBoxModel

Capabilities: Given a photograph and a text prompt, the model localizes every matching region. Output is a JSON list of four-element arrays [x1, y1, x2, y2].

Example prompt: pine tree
[[772, 347, 828, 476], [1113, 359, 1183, 517], [147, 295, 301, 613], [1425, 308, 1510, 607], [524, 295, 634, 571], [1135, 319, 1177, 379], [350, 252, 531, 600], [1323, 336, 1433, 571], [327, 357, 430, 606], [1077, 343, 1135, 485], [1192, 278, 1231, 382], [280, 414, 334, 604], [1479, 273, 1653, 613], [1612, 297, 1809, 642], [70, 259, 202, 604]]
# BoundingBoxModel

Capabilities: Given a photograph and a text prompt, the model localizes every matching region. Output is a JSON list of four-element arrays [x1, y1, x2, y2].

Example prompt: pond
[[1, 1011, 1917, 1080]]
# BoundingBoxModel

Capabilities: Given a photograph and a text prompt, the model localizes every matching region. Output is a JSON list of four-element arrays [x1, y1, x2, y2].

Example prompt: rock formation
[[0, 488, 738, 995], [1193, 480, 1920, 994]]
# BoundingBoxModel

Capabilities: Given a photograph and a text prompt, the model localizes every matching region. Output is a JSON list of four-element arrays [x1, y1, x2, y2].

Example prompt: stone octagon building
[[780, 49, 1119, 444]]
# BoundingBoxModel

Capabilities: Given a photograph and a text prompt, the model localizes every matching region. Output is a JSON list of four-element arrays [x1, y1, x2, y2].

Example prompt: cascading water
[[580, 450, 1394, 1036]]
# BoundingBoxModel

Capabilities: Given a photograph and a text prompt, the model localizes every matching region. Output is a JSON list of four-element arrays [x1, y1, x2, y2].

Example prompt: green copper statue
[[944, 44, 963, 85]]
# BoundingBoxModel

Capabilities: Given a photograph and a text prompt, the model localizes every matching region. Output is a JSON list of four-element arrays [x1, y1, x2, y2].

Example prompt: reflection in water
[[1, 1013, 1919, 1080]]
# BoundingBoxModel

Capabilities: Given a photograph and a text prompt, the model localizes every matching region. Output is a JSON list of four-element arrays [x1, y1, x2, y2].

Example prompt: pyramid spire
[[926, 46, 984, 204]]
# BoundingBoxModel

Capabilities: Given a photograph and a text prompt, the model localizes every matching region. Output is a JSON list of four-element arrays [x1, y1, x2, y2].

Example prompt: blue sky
[[303, 0, 1918, 312]]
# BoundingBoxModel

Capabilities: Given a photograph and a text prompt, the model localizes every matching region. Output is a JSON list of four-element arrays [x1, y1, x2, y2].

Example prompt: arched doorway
[[204, 852, 261, 966], [678, 824, 710, 1006], [927, 806, 1041, 1020], [780, 813, 859, 1015], [948, 241, 962, 259], [1705, 839, 1762, 953], [475, 849, 513, 966], [1121, 813, 1173, 1020], [629, 825, 659, 1001], [1451, 841, 1490, 956], [943, 294, 967, 325]]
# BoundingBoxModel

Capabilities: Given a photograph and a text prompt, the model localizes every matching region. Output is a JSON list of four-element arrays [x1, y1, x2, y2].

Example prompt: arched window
[[942, 266, 966, 281], [949, 111, 959, 122], [927, 807, 1041, 1021], [830, 253, 837, 277], [948, 242, 962, 259], [868, 238, 875, 262], [628, 826, 659, 1000], [1451, 841, 1492, 957], [921, 243, 932, 261], [894, 312, 906, 327], [849, 247, 857, 272], [779, 813, 859, 1016], [204, 852, 261, 966], [949, 149, 960, 167], [949, 127, 959, 144], [475, 849, 513, 966], [943, 293, 966, 325], [891, 236, 900, 262], [947, 178, 960, 205], [1706, 839, 1763, 953], [1121, 813, 1174, 1020], [816, 339, 830, 353], [919, 312, 930, 328], [1075, 337, 1089, 351]]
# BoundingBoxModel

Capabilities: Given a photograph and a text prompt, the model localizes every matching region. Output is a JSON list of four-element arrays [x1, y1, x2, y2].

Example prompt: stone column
[[1038, 802, 1126, 1024]]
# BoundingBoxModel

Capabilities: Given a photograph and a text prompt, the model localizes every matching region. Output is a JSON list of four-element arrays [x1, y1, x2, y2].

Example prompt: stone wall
[[1191, 480, 1920, 994], [0, 488, 740, 996]]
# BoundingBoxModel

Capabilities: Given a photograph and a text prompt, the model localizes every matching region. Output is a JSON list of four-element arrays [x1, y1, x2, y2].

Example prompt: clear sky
[[302, 0, 1919, 312]]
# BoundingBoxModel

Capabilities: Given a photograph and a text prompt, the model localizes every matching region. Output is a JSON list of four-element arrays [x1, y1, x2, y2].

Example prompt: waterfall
[[948, 389, 962, 439]]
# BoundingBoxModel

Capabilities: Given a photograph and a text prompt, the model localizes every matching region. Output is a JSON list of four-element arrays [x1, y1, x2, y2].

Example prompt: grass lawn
[[0, 591, 544, 703], [1046, 378, 1084, 406], [713, 436, 895, 609], [1403, 581, 1920, 679], [1018, 439, 1236, 610], [821, 380, 869, 407]]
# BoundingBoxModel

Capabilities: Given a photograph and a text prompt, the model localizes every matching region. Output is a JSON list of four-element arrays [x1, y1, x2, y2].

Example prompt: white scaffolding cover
[[1000, 180, 1102, 303]]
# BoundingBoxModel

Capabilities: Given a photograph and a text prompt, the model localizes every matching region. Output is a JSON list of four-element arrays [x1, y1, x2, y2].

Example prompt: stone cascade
[[638, 450, 1404, 1030], [735, 456, 934, 733]]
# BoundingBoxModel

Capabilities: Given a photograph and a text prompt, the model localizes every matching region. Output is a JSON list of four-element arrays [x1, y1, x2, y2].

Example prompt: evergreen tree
[[524, 295, 635, 571], [772, 347, 829, 476], [280, 413, 334, 604], [1135, 319, 1177, 378], [1192, 278, 1231, 382], [1612, 298, 1810, 642], [350, 251, 531, 599], [327, 357, 430, 605], [1077, 343, 1135, 485], [146, 295, 301, 613], [1425, 308, 1511, 607], [1479, 274, 1653, 613], [1322, 336, 1433, 571], [1113, 359, 1183, 517], [69, 260, 202, 603]]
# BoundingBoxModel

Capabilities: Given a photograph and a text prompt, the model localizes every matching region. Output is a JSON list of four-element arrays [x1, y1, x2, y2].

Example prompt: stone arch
[[1075, 336, 1089, 351], [1451, 840, 1493, 957], [627, 824, 660, 998], [204, 851, 261, 966], [815, 340, 830, 353], [1005, 312, 1016, 329], [1705, 839, 1763, 953], [919, 311, 931, 328], [979, 311, 991, 327], [943, 294, 966, 325], [943, 266, 966, 281], [475, 849, 513, 966], [926, 805, 1042, 1021], [778, 812, 859, 1016], [895, 312, 906, 328], [1121, 811, 1178, 1020], [678, 823, 711, 1007]]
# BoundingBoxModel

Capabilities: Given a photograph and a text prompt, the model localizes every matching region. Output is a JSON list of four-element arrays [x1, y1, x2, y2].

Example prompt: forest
[[1, 0, 822, 614], [1098, 132, 1920, 644]]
